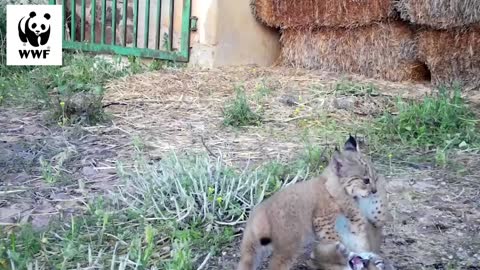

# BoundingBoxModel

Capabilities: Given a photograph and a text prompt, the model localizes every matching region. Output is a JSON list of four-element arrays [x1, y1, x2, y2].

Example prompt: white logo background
[[6, 5, 62, 66]]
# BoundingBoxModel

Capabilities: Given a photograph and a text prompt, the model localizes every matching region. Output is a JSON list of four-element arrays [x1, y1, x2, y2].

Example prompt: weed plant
[[223, 86, 262, 127]]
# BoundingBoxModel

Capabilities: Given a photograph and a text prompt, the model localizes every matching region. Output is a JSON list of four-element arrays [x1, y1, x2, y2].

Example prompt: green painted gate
[[48, 0, 192, 62]]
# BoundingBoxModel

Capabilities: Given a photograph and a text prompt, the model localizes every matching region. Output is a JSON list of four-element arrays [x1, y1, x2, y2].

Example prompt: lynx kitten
[[237, 136, 387, 270]]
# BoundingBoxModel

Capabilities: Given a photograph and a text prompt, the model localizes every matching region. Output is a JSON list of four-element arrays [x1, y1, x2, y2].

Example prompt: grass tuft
[[223, 86, 262, 127], [117, 152, 275, 225], [116, 141, 330, 225]]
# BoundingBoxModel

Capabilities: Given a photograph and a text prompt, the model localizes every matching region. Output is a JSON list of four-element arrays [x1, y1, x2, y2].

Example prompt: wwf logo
[[18, 11, 51, 47]]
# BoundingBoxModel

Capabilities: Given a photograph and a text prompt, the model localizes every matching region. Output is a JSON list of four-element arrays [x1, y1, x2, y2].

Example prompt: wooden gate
[[49, 0, 192, 62]]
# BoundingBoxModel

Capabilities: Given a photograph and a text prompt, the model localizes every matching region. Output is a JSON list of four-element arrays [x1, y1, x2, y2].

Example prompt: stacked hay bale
[[252, 0, 393, 28], [281, 23, 429, 82], [396, 0, 480, 89], [252, 0, 480, 88], [251, 0, 429, 82]]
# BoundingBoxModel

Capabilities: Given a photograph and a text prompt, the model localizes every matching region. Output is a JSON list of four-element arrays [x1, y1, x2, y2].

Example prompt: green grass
[[223, 86, 262, 127], [253, 80, 273, 100], [0, 53, 163, 125], [334, 79, 379, 96], [1, 54, 125, 106], [0, 51, 187, 125], [374, 86, 478, 149], [0, 199, 175, 269]]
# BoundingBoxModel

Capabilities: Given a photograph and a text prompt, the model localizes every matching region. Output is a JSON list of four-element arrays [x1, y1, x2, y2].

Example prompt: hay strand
[[418, 28, 480, 90], [280, 22, 429, 82], [251, 0, 394, 28], [396, 0, 480, 29]]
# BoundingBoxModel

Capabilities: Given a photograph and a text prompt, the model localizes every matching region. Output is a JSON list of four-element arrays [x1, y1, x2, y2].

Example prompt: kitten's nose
[[372, 188, 377, 194]]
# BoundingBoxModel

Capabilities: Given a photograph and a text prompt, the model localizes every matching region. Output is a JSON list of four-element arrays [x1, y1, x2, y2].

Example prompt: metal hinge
[[191, 16, 198, 31]]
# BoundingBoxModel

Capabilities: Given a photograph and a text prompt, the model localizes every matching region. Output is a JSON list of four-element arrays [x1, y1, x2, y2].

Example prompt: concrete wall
[[190, 0, 281, 67], [214, 0, 280, 66], [66, 0, 281, 67]]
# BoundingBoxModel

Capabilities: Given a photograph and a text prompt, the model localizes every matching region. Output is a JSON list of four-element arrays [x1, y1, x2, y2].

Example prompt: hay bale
[[280, 22, 429, 82], [418, 28, 480, 89], [251, 0, 394, 28], [396, 0, 480, 29]]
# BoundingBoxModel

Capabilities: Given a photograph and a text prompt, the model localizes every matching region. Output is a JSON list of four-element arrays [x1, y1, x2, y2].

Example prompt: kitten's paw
[[358, 252, 385, 270], [334, 243, 368, 270], [347, 255, 368, 270], [335, 242, 349, 258]]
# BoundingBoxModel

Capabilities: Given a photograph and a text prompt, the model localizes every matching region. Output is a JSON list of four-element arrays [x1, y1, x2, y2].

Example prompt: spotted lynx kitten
[[311, 137, 389, 270], [237, 136, 388, 270]]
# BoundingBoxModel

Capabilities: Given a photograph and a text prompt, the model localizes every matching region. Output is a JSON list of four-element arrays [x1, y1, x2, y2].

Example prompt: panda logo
[[18, 11, 51, 47]]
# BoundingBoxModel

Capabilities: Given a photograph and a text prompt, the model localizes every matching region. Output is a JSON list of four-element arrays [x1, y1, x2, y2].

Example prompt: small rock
[[333, 96, 356, 111], [67, 92, 102, 113], [279, 95, 298, 106]]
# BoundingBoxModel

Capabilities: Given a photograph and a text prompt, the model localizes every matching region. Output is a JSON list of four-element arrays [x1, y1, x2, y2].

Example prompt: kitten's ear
[[331, 151, 343, 176], [344, 134, 357, 152]]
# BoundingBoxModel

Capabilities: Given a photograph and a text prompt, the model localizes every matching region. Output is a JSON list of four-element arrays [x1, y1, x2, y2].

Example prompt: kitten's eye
[[363, 178, 370, 184]]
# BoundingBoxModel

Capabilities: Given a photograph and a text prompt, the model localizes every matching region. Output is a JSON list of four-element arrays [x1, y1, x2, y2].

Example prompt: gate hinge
[[190, 16, 198, 31]]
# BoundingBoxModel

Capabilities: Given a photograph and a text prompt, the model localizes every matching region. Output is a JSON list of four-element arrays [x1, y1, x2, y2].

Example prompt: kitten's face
[[330, 136, 378, 198]]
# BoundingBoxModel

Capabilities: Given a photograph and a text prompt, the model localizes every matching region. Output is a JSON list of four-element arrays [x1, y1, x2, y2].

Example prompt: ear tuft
[[344, 134, 357, 152], [44, 13, 51, 20], [29, 11, 36, 18], [331, 152, 343, 176]]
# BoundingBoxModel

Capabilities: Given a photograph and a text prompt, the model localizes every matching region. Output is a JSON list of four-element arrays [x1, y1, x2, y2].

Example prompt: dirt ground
[[1, 66, 479, 269], [0, 108, 132, 228]]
